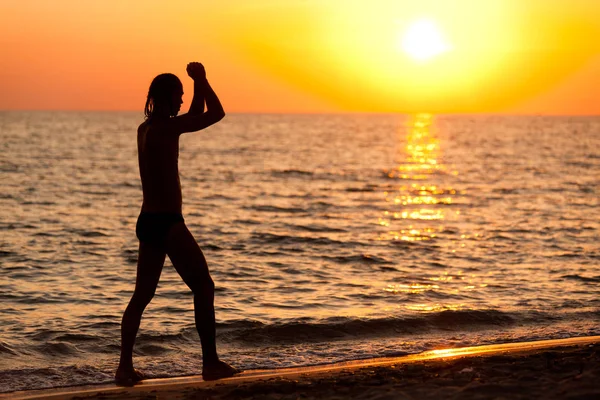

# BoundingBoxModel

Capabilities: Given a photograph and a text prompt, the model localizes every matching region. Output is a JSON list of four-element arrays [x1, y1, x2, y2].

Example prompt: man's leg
[[166, 222, 238, 380], [116, 241, 165, 385]]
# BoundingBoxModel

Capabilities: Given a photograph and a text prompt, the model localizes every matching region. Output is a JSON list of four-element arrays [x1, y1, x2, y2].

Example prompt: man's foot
[[202, 360, 240, 381], [115, 367, 145, 386]]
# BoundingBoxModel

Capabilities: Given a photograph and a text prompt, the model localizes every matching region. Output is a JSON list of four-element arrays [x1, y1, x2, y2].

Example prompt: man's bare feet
[[115, 367, 145, 386], [202, 360, 240, 381]]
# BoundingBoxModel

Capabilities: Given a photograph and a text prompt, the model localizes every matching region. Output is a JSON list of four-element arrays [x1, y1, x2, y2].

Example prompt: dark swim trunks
[[135, 212, 184, 245]]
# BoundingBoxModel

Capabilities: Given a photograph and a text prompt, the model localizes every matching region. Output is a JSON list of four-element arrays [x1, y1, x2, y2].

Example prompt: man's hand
[[186, 62, 206, 81]]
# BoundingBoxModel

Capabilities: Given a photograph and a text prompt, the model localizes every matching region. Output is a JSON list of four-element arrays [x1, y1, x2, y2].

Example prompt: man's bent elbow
[[213, 110, 225, 123], [198, 110, 224, 130]]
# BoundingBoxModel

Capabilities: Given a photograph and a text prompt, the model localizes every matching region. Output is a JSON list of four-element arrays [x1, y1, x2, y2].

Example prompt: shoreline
[[4, 335, 600, 400]]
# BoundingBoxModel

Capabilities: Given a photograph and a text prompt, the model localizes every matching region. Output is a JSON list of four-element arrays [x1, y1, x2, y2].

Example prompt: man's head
[[144, 73, 184, 119]]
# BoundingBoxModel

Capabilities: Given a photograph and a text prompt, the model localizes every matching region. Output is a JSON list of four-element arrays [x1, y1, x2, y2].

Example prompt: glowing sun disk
[[401, 19, 452, 61]]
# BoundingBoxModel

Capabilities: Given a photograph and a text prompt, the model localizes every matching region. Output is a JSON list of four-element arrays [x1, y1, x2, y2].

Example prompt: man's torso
[[137, 121, 182, 213]]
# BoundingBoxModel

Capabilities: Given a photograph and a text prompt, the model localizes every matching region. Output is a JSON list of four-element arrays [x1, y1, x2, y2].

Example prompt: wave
[[561, 274, 600, 283], [20, 201, 56, 206], [219, 309, 600, 345], [0, 341, 17, 355], [320, 254, 391, 265], [15, 309, 587, 354], [250, 232, 362, 247], [34, 342, 80, 356], [0, 250, 18, 258], [202, 194, 237, 201], [219, 311, 514, 344], [345, 186, 377, 192], [0, 293, 70, 304], [53, 333, 102, 343], [285, 223, 347, 233], [0, 365, 113, 393], [66, 229, 109, 238], [271, 169, 314, 177], [0, 222, 38, 230], [248, 205, 307, 214]]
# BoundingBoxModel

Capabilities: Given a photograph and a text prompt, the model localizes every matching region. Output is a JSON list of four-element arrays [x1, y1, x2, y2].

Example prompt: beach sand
[[6, 336, 600, 400]]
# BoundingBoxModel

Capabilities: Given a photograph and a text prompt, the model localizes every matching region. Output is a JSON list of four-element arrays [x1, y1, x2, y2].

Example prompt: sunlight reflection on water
[[379, 113, 460, 242]]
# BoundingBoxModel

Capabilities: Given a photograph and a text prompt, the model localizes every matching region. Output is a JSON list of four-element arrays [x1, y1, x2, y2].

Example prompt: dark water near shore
[[1, 111, 599, 392]]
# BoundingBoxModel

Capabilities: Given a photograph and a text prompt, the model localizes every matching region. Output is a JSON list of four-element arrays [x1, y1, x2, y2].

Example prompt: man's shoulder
[[138, 120, 161, 135], [138, 120, 178, 143], [138, 121, 150, 134]]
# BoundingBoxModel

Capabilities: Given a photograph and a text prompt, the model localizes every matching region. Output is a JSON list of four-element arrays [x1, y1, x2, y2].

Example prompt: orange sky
[[0, 0, 598, 114]]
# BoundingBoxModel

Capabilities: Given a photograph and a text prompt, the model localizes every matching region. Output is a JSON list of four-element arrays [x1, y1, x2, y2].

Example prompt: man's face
[[172, 89, 184, 116]]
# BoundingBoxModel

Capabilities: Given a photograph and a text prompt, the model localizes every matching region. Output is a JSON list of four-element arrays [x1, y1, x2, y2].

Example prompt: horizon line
[[0, 109, 599, 118]]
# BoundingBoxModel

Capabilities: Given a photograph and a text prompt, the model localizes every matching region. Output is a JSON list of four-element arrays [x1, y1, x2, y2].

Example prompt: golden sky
[[1, 0, 599, 114]]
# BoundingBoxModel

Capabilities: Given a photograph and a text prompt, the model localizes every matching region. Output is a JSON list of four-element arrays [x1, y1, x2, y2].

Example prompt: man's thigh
[[165, 222, 211, 288]]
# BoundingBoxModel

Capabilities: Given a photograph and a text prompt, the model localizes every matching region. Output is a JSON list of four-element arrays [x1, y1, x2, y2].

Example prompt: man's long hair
[[144, 73, 183, 119]]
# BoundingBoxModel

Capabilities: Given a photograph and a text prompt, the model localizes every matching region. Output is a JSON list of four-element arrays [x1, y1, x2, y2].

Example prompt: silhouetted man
[[115, 62, 238, 385]]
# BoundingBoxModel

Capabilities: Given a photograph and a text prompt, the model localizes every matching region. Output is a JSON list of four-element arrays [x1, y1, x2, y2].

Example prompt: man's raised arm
[[187, 62, 206, 115], [172, 62, 225, 134], [203, 78, 225, 121]]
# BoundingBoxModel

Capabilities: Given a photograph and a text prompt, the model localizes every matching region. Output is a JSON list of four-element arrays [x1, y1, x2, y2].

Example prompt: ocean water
[[1, 111, 599, 393]]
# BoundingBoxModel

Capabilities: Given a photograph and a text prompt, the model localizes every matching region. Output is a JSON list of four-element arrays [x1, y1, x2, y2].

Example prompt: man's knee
[[131, 290, 155, 308], [191, 277, 214, 297]]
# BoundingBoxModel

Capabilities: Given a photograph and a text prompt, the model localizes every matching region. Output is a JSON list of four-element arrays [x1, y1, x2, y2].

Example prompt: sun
[[400, 19, 452, 61]]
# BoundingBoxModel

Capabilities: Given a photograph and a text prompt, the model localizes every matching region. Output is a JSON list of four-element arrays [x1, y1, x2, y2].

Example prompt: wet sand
[[6, 337, 600, 400], [212, 344, 599, 400]]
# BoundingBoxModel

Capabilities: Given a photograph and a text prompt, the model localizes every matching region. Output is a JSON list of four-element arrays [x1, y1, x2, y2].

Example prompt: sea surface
[[1, 111, 599, 393]]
